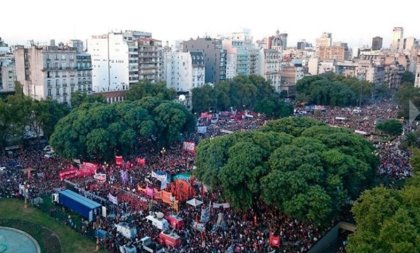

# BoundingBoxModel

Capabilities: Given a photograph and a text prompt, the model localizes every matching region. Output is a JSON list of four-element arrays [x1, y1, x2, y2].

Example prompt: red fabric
[[269, 233, 281, 248]]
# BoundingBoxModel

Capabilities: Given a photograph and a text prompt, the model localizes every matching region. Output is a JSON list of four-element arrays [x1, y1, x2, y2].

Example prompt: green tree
[[126, 81, 176, 101], [50, 98, 195, 161], [191, 75, 293, 118], [70, 91, 105, 108], [195, 117, 377, 225], [376, 119, 403, 136], [395, 83, 420, 118], [401, 71, 415, 84]]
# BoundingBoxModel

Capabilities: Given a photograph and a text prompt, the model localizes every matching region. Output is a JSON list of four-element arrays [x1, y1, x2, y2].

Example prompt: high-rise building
[[164, 51, 205, 92], [223, 39, 250, 79], [138, 38, 163, 82], [183, 37, 227, 84], [316, 33, 332, 48], [318, 42, 350, 61], [371, 36, 383, 50], [258, 49, 282, 92], [415, 55, 420, 87], [391, 27, 404, 51], [87, 30, 153, 92], [0, 37, 16, 94], [14, 41, 92, 104]]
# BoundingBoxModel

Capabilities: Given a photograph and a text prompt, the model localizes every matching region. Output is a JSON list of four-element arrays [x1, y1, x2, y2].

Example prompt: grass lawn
[[0, 199, 98, 253]]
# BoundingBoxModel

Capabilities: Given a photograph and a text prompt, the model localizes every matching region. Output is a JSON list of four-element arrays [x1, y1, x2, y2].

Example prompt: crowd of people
[[296, 101, 412, 180], [0, 105, 415, 253]]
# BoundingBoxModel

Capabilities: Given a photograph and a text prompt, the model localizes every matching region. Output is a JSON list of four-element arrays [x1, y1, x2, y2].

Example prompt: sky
[[2, 0, 419, 49]]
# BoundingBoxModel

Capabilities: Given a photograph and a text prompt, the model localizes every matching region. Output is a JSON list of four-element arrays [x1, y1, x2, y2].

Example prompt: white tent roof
[[186, 198, 203, 207]]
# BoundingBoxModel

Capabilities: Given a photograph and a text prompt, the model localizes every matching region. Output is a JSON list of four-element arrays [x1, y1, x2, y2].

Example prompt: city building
[[335, 61, 357, 77], [164, 51, 205, 92], [258, 49, 282, 92], [415, 55, 420, 87], [297, 40, 312, 50], [87, 30, 152, 92], [222, 39, 250, 79], [371, 36, 383, 51], [316, 32, 332, 48], [14, 41, 92, 103], [138, 38, 163, 82], [318, 42, 350, 61], [0, 37, 16, 94], [308, 57, 319, 75], [391, 27, 404, 51], [183, 37, 227, 84], [280, 64, 303, 96]]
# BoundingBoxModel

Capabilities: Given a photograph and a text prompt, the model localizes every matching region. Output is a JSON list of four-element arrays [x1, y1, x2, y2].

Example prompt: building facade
[[14, 42, 92, 103], [183, 37, 227, 84], [415, 55, 420, 87], [259, 49, 282, 92], [391, 27, 404, 51], [0, 38, 15, 93], [164, 51, 205, 92], [372, 36, 383, 51], [87, 30, 153, 92], [138, 38, 163, 82]]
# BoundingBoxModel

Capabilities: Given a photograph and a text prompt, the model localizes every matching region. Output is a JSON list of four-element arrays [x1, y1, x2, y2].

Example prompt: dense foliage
[[126, 81, 177, 101], [395, 82, 420, 119], [376, 119, 403, 136], [191, 75, 293, 118], [0, 90, 69, 151], [296, 73, 388, 106], [347, 148, 420, 253], [194, 117, 378, 225], [70, 91, 106, 108], [50, 98, 196, 161]]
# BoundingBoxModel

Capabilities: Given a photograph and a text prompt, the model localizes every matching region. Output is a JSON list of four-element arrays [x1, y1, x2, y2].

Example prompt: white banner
[[197, 126, 207, 134], [94, 173, 107, 183], [212, 202, 230, 209], [108, 193, 118, 205], [151, 171, 168, 182], [183, 142, 195, 152]]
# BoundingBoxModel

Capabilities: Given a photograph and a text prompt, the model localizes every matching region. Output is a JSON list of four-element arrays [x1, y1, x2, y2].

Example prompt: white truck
[[139, 237, 165, 253], [145, 212, 169, 230]]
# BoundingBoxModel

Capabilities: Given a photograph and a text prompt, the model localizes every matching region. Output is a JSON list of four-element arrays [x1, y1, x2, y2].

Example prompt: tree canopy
[[0, 91, 69, 151], [126, 81, 177, 101], [376, 119, 403, 136], [50, 98, 195, 161], [346, 148, 420, 253], [296, 73, 389, 106], [194, 117, 378, 225], [395, 82, 420, 119], [191, 75, 293, 118], [70, 91, 106, 108]]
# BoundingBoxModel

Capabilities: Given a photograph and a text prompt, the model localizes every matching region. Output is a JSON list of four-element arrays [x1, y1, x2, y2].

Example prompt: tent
[[186, 198, 203, 207]]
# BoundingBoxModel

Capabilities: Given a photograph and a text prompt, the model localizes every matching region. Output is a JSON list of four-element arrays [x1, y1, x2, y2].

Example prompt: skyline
[[2, 0, 420, 48]]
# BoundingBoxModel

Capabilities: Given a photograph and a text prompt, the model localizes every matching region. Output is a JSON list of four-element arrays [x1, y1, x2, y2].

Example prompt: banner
[[197, 126, 207, 134], [59, 167, 79, 181], [108, 193, 118, 205], [151, 171, 168, 182], [182, 142, 195, 153], [200, 206, 210, 223], [115, 156, 123, 166], [212, 202, 230, 209], [146, 186, 154, 198], [94, 173, 107, 183], [136, 157, 146, 167], [172, 173, 191, 181], [269, 233, 281, 248], [79, 162, 98, 177]]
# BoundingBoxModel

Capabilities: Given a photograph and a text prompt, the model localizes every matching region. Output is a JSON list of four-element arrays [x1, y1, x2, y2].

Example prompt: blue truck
[[56, 189, 101, 222]]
